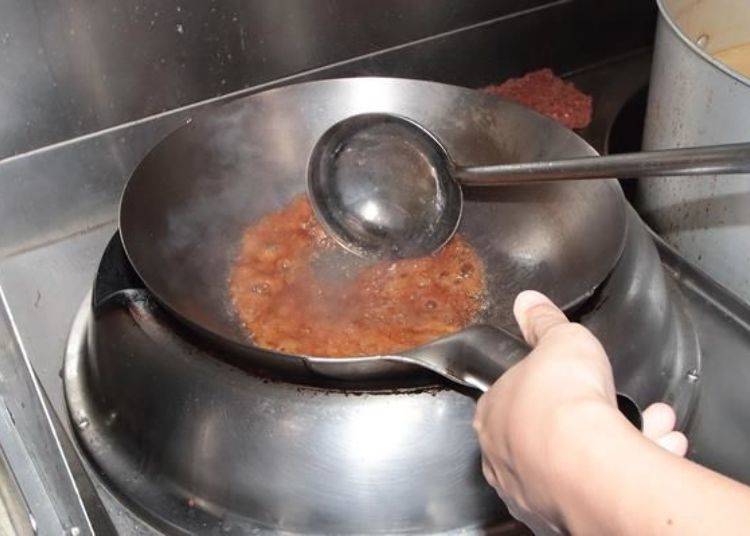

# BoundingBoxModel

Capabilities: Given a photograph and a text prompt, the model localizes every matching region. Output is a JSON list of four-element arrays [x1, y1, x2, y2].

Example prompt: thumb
[[513, 290, 570, 347]]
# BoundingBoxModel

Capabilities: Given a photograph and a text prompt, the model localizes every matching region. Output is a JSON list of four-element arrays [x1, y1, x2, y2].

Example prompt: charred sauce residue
[[229, 196, 486, 357]]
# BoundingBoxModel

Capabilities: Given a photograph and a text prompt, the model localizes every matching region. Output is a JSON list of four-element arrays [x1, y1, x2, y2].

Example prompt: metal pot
[[640, 0, 750, 302]]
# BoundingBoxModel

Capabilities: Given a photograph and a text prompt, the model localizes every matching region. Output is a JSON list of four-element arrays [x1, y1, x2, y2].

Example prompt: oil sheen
[[228, 195, 487, 357]]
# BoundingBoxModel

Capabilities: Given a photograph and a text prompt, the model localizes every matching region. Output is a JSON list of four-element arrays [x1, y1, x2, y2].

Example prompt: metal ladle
[[307, 112, 750, 259]]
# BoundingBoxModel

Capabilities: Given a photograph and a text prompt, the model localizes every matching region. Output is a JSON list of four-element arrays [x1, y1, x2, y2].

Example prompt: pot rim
[[657, 0, 750, 89]]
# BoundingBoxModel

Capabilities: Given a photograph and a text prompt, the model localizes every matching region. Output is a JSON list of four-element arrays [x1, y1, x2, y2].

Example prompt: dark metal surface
[[64, 203, 698, 534], [657, 240, 750, 482], [119, 77, 627, 381], [309, 110, 750, 261], [399, 326, 528, 392]]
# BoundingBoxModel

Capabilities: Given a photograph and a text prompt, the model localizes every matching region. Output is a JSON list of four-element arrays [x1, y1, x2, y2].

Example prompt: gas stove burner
[[64, 202, 700, 534], [64, 75, 702, 535]]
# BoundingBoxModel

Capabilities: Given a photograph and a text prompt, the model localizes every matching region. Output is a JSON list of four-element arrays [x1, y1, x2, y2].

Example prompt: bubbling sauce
[[229, 196, 486, 357]]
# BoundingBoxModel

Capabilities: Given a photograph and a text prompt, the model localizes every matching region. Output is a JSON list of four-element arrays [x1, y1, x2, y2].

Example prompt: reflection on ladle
[[307, 112, 750, 260]]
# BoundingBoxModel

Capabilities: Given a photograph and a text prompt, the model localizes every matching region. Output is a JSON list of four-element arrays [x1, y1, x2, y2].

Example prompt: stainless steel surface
[[0, 0, 657, 262], [309, 111, 750, 260], [0, 0, 550, 160], [0, 402, 64, 535], [120, 77, 628, 383], [0, 431, 36, 536], [0, 207, 731, 536], [603, 66, 750, 483], [639, 0, 750, 304], [0, 113, 187, 260], [0, 231, 122, 535], [5, 3, 750, 532], [0, 203, 740, 536], [0, 225, 159, 535], [1, 54, 749, 533], [65, 295, 511, 535], [0, 11, 661, 532], [0, 286, 106, 534], [0, 0, 659, 162], [60, 203, 699, 535]]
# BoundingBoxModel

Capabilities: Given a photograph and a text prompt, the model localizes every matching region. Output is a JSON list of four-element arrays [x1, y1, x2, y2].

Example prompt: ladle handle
[[454, 142, 750, 185]]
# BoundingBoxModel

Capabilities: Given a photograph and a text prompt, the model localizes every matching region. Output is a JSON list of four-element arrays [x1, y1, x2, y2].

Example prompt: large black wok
[[119, 77, 627, 381]]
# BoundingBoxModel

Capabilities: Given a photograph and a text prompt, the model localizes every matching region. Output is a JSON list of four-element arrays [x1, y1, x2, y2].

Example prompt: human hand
[[473, 290, 687, 533]]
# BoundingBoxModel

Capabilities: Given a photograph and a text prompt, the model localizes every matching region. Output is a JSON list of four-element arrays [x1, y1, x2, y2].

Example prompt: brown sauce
[[228, 196, 486, 357]]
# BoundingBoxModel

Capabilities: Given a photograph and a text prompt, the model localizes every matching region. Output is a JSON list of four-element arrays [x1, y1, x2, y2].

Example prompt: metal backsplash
[[0, 0, 552, 161], [0, 0, 655, 258]]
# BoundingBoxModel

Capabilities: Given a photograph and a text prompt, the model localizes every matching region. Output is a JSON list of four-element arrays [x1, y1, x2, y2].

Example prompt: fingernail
[[513, 290, 553, 319]]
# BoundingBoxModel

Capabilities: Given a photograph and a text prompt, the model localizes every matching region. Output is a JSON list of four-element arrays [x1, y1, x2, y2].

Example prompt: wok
[[119, 77, 627, 382]]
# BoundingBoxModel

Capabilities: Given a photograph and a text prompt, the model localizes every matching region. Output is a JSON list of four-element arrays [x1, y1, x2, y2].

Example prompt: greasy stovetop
[[1, 50, 750, 534]]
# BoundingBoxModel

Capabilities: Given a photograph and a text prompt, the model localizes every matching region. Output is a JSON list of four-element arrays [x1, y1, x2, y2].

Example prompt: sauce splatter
[[229, 196, 486, 357], [483, 68, 593, 130]]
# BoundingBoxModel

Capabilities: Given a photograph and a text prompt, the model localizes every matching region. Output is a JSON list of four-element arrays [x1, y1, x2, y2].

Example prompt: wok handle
[[462, 327, 644, 430], [461, 326, 530, 393], [400, 325, 530, 392]]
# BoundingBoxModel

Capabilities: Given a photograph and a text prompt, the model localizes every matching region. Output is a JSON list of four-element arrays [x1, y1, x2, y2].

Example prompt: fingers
[[642, 403, 677, 440], [481, 455, 499, 488], [513, 290, 569, 347], [515, 292, 687, 457], [642, 402, 689, 457], [657, 431, 689, 457]]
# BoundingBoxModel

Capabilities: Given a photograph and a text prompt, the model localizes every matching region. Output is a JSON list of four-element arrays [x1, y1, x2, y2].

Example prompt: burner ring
[[64, 205, 700, 534]]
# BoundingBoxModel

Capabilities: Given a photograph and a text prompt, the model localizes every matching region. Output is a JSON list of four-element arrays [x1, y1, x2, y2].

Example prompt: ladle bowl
[[307, 113, 462, 259]]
